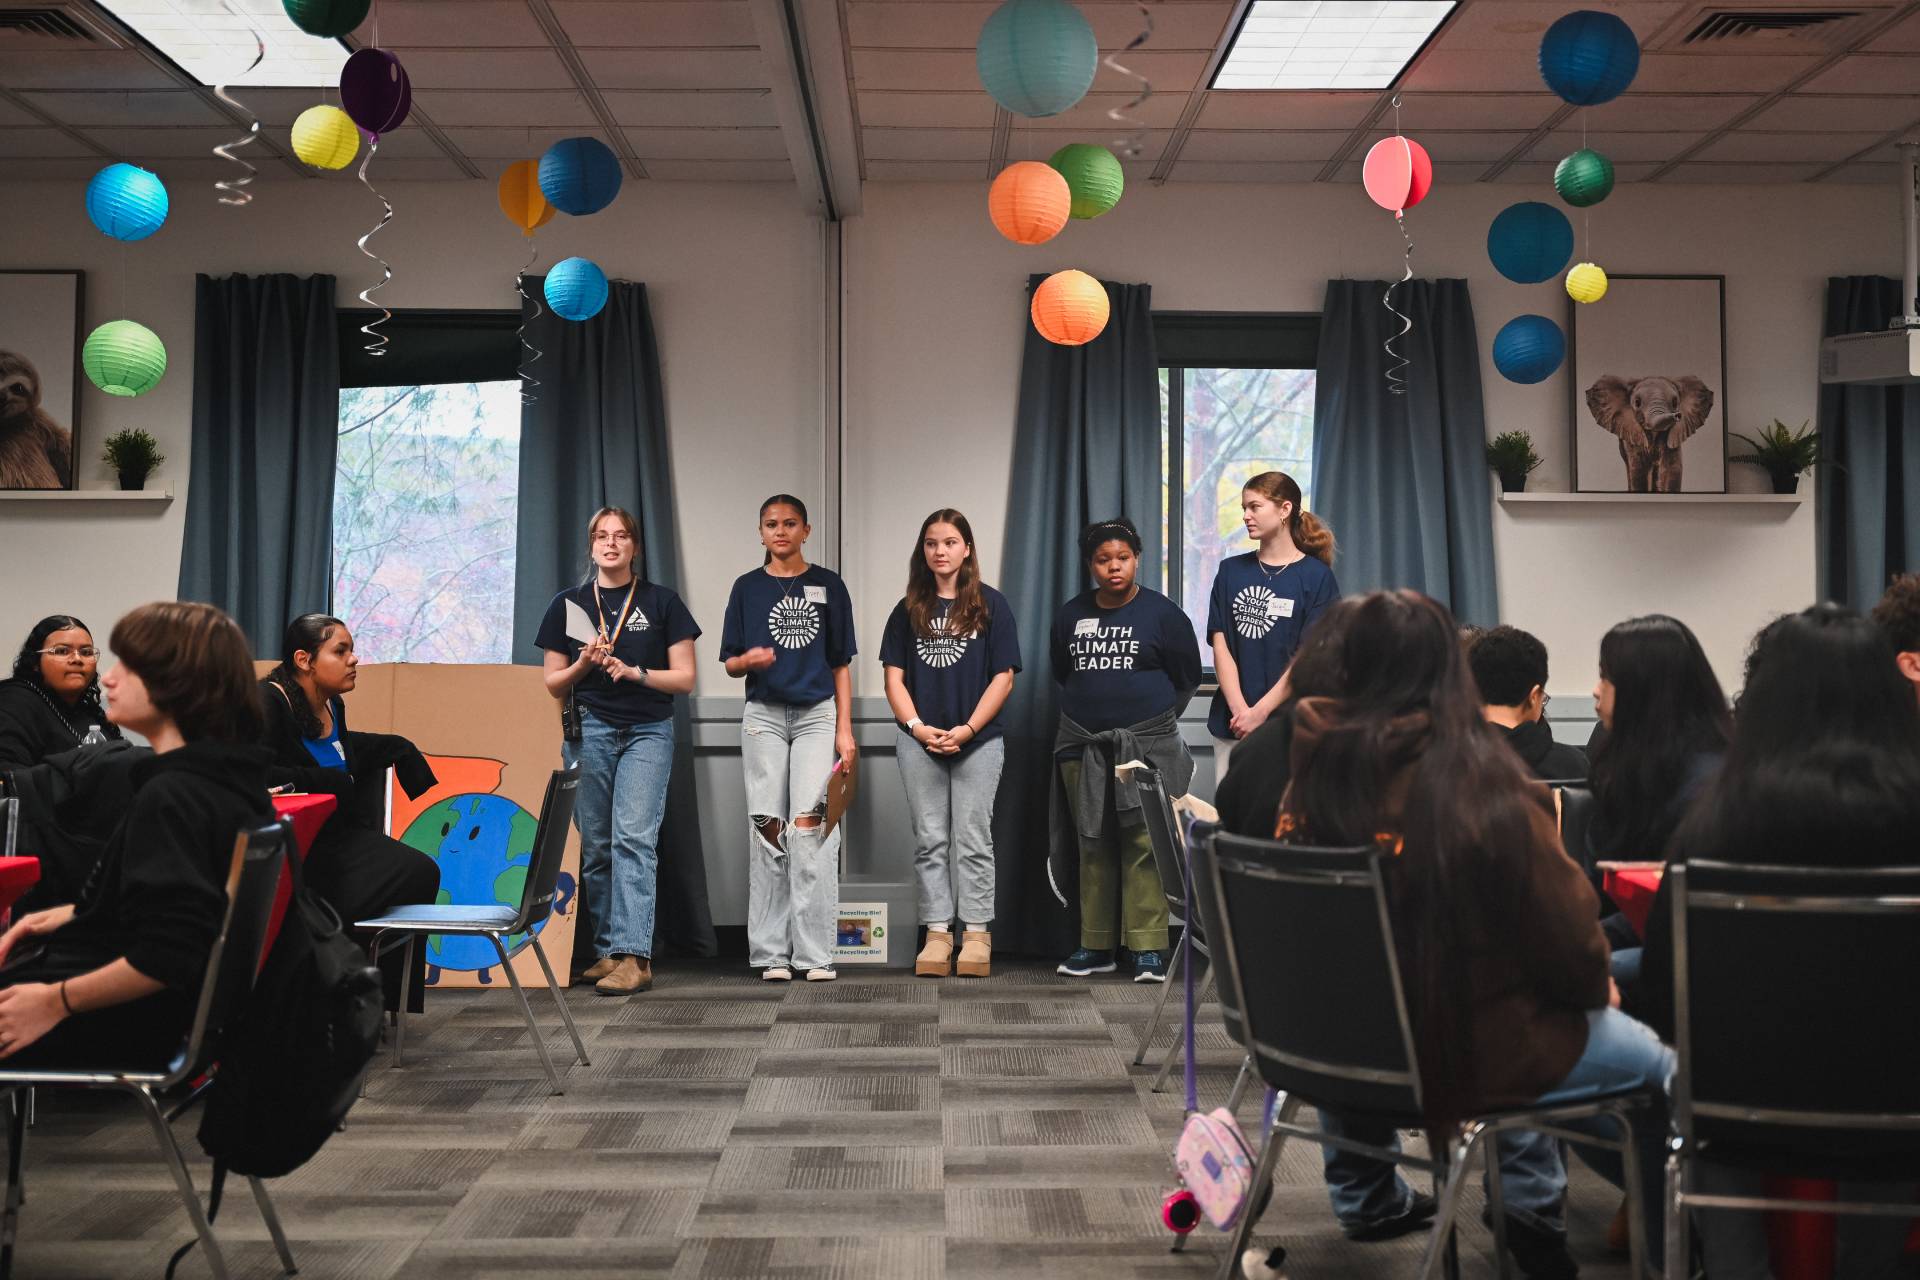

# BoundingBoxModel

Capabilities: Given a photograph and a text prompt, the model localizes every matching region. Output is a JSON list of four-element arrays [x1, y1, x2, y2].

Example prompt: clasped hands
[[911, 722, 975, 756], [579, 637, 644, 684]]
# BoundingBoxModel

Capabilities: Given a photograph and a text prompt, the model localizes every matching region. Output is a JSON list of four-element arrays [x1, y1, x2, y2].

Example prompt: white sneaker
[[804, 967, 837, 981], [762, 966, 792, 981]]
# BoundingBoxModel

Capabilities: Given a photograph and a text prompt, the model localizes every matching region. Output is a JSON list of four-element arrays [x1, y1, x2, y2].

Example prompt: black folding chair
[[1123, 768, 1214, 1066], [1665, 860, 1920, 1278], [0, 822, 297, 1280], [358, 766, 586, 1094], [1203, 829, 1654, 1280]]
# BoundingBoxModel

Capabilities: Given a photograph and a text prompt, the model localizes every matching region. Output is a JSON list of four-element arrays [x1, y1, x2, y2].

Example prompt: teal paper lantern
[[1492, 315, 1565, 385], [1048, 142, 1123, 219], [83, 320, 167, 397], [537, 136, 622, 216], [1554, 148, 1615, 208], [282, 0, 370, 38], [85, 163, 168, 242], [977, 0, 1098, 119], [1539, 10, 1640, 106], [544, 258, 608, 322], [1488, 201, 1574, 284]]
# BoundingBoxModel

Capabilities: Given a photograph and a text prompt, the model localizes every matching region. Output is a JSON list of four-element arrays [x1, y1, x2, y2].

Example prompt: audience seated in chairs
[[258, 613, 439, 1012], [1467, 626, 1589, 782], [1871, 571, 1920, 706], [0, 616, 123, 768]]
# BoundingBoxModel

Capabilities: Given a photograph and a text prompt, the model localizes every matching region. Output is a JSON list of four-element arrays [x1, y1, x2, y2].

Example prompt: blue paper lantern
[[1540, 10, 1640, 106], [544, 257, 608, 322], [1488, 201, 1574, 284], [1492, 315, 1565, 385], [85, 163, 168, 242], [977, 0, 1098, 118], [537, 137, 622, 216]]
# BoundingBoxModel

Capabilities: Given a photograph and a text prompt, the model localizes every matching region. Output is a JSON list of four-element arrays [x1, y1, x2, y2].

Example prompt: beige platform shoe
[[955, 930, 991, 978], [915, 929, 954, 977]]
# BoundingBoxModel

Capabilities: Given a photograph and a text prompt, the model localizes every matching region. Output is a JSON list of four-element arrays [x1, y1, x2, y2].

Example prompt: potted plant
[[101, 429, 164, 491], [1730, 419, 1828, 494], [1485, 430, 1543, 494]]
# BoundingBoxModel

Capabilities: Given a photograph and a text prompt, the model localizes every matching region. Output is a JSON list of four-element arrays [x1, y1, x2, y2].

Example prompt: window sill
[[1497, 492, 1804, 505], [0, 489, 174, 503]]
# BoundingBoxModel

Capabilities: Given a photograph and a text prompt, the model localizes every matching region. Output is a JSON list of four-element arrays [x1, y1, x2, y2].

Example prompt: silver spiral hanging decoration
[[355, 137, 394, 357], [514, 238, 545, 404], [1382, 210, 1413, 395], [211, 9, 264, 207], [1103, 2, 1155, 160]]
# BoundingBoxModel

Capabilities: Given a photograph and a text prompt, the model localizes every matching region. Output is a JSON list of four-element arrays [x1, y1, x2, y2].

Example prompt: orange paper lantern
[[497, 159, 556, 236], [1031, 269, 1109, 346], [988, 160, 1071, 245]]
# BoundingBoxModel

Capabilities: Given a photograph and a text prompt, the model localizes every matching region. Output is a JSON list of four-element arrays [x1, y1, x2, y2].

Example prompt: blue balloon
[[977, 0, 1098, 118], [544, 257, 608, 322], [537, 136, 622, 216], [1493, 315, 1565, 385], [85, 163, 168, 242], [1488, 201, 1574, 285], [1540, 10, 1640, 107]]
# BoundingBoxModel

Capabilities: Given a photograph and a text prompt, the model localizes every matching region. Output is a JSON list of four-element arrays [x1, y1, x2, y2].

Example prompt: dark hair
[[263, 613, 346, 739], [759, 494, 809, 566], [1468, 626, 1549, 707], [1589, 615, 1731, 857], [906, 508, 989, 641], [110, 602, 264, 743], [9, 614, 114, 735], [1243, 471, 1335, 563], [1872, 572, 1920, 653], [585, 506, 641, 582], [1285, 597, 1364, 702], [1079, 517, 1142, 565]]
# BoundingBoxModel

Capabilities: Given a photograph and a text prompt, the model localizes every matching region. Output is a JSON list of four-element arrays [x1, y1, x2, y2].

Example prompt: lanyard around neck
[[594, 578, 639, 642]]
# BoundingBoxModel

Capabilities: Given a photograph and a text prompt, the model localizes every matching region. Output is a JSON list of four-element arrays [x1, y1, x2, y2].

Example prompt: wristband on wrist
[[906, 717, 923, 732], [58, 979, 74, 1015]]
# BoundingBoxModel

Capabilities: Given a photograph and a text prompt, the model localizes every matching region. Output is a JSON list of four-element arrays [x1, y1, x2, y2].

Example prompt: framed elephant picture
[[1570, 275, 1727, 494]]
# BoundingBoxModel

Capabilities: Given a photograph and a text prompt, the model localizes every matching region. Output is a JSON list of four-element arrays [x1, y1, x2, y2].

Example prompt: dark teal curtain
[[1311, 278, 1498, 625], [177, 273, 339, 651], [1819, 276, 1920, 606], [996, 274, 1160, 957], [511, 278, 714, 958]]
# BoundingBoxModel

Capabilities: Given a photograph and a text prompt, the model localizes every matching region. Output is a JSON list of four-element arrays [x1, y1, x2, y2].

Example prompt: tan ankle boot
[[915, 929, 953, 977], [955, 930, 991, 978], [579, 956, 616, 982], [595, 955, 652, 996]]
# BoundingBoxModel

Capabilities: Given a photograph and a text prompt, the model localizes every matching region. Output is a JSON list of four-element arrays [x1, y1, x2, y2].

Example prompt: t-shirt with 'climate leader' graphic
[[1050, 587, 1203, 741], [719, 564, 857, 707], [878, 585, 1021, 758], [1204, 551, 1339, 739]]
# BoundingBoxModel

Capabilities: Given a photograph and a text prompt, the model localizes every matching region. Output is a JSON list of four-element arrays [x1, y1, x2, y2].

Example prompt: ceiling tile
[[602, 90, 777, 128], [857, 91, 998, 129], [1389, 93, 1560, 131], [1868, 10, 1920, 52], [0, 97, 35, 128], [1537, 131, 1707, 163], [0, 52, 183, 92], [1820, 163, 1899, 184], [236, 89, 329, 128], [578, 49, 769, 90], [1169, 161, 1328, 183], [621, 127, 788, 160], [1193, 91, 1375, 130], [396, 50, 576, 90], [416, 90, 598, 128], [1493, 160, 1657, 185], [1400, 49, 1561, 93], [851, 48, 980, 91], [1798, 54, 1920, 95], [373, 1, 548, 47], [865, 159, 988, 182], [846, 1, 1231, 49], [861, 127, 992, 162], [3, 158, 118, 180], [1408, 131, 1537, 163], [1748, 95, 1916, 131], [1018, 129, 1173, 160], [1858, 135, 1920, 162], [349, 158, 470, 181], [1629, 52, 1825, 95], [1094, 49, 1208, 94], [0, 129, 98, 159], [1577, 94, 1761, 131], [1177, 130, 1351, 163], [1027, 90, 1192, 131], [1660, 161, 1824, 184], [642, 159, 793, 182], [1697, 131, 1882, 163], [86, 126, 299, 159], [439, 126, 619, 159], [20, 90, 227, 128], [552, 1, 757, 48], [1431, 1, 1684, 52]]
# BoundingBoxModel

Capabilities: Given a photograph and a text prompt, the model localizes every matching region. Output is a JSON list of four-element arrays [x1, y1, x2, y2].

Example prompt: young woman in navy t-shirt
[[1207, 471, 1338, 779], [879, 509, 1020, 979]]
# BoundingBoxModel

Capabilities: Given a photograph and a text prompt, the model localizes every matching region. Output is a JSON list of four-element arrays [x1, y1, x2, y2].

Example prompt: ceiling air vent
[[0, 4, 120, 45], [1674, 7, 1883, 49]]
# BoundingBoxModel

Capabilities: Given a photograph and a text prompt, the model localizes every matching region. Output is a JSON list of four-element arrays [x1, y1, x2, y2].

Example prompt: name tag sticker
[[1272, 597, 1296, 619], [803, 585, 828, 605], [1074, 617, 1100, 637]]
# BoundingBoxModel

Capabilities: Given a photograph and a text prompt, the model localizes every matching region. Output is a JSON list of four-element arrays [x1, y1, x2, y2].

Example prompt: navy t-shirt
[[1205, 552, 1340, 738], [719, 565, 856, 706], [878, 585, 1021, 757], [535, 579, 702, 727], [1050, 587, 1203, 734]]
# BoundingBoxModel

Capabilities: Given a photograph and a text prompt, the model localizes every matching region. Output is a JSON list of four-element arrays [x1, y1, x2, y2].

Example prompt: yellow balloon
[[497, 160, 556, 236], [291, 105, 359, 171], [1566, 261, 1609, 304]]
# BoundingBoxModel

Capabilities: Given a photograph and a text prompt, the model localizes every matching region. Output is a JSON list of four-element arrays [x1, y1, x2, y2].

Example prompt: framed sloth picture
[[0, 269, 85, 491], [1569, 274, 1727, 494]]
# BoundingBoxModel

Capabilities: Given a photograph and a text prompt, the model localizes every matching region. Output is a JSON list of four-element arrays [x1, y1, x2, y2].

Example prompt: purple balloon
[[340, 48, 411, 137]]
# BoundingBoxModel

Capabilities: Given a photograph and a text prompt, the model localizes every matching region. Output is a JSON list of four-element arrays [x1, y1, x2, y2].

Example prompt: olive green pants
[[1061, 759, 1170, 953]]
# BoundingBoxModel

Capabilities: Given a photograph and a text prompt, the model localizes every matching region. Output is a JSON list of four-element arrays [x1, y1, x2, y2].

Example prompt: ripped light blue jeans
[[742, 698, 841, 972]]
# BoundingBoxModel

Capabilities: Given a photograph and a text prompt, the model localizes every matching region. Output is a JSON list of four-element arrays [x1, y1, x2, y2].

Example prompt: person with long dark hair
[[0, 615, 122, 767], [880, 509, 1019, 978]]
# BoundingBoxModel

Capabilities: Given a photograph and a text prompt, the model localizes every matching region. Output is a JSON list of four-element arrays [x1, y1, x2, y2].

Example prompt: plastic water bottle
[[80, 724, 108, 747]]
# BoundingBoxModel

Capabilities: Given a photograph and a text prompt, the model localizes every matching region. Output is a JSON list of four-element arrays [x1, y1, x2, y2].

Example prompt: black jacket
[[0, 739, 153, 907], [0, 678, 121, 768], [257, 680, 437, 832], [1497, 718, 1589, 782], [1213, 705, 1296, 838]]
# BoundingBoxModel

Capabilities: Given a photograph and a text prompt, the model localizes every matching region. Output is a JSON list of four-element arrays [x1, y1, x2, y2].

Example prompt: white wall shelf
[[1499, 492, 1804, 505], [0, 489, 172, 503]]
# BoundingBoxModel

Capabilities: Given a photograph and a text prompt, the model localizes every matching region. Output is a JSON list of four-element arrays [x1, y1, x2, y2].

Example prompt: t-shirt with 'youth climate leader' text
[[1205, 551, 1339, 739], [534, 579, 702, 727], [1050, 587, 1203, 745], [719, 565, 857, 707], [878, 586, 1021, 758]]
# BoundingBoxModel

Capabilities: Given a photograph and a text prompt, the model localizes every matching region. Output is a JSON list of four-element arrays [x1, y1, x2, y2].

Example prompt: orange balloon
[[1031, 269, 1109, 346], [497, 159, 555, 236], [989, 160, 1071, 245]]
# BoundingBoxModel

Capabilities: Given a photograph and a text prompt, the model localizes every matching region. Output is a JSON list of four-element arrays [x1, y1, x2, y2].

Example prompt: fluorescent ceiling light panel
[[1212, 1, 1456, 91], [96, 0, 351, 88]]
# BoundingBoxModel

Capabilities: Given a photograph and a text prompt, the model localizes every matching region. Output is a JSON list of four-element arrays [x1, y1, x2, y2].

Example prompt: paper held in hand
[[564, 599, 597, 645]]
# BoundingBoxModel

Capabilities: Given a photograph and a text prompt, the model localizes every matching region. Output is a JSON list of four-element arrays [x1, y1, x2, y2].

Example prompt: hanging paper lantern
[[84, 163, 168, 242], [498, 160, 556, 235], [340, 48, 411, 137], [1362, 135, 1433, 213], [290, 105, 359, 170], [282, 0, 369, 38], [1487, 201, 1574, 284], [1539, 10, 1640, 107], [1031, 269, 1108, 346], [977, 0, 1098, 118], [83, 320, 167, 397], [1566, 262, 1609, 305], [538, 136, 622, 217], [1048, 143, 1123, 220], [988, 161, 1071, 245], [545, 257, 609, 322], [1554, 148, 1614, 208], [1492, 315, 1565, 385]]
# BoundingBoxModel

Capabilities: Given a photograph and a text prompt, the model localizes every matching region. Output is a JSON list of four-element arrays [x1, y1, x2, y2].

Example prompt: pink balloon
[[1363, 135, 1433, 213]]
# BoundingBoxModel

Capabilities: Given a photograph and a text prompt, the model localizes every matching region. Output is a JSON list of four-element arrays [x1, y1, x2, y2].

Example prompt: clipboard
[[823, 752, 858, 839]]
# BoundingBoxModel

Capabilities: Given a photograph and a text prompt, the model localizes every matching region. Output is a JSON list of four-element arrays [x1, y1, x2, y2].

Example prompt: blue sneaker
[[1132, 950, 1169, 983], [1056, 948, 1116, 976]]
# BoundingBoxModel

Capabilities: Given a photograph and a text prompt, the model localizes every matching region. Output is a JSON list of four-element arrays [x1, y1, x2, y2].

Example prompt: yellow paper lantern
[[497, 159, 557, 236], [1566, 261, 1609, 304], [290, 105, 359, 171], [988, 160, 1071, 245], [1031, 269, 1109, 346]]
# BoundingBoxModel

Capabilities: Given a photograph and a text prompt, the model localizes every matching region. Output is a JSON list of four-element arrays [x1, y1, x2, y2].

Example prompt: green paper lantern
[[1048, 142, 1123, 220], [84, 320, 167, 398], [282, 0, 371, 38], [1554, 148, 1615, 208]]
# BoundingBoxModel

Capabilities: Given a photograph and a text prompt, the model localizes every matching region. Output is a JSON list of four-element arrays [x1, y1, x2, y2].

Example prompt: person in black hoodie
[[1467, 626, 1589, 782], [0, 615, 123, 768], [0, 601, 269, 1069]]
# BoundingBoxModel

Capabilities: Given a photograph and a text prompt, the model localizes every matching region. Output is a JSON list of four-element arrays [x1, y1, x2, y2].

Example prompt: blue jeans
[[1541, 1007, 1676, 1243], [564, 713, 674, 960], [741, 699, 841, 972], [1319, 1112, 1571, 1236]]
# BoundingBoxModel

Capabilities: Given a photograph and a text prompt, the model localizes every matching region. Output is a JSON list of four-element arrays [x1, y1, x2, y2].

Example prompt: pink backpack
[[1173, 1105, 1259, 1229]]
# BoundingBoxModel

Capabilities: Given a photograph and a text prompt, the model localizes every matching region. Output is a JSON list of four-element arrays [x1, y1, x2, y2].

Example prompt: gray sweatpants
[[896, 735, 1003, 926]]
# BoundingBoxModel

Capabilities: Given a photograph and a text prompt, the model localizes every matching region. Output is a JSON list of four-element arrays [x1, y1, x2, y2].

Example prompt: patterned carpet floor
[[14, 961, 1634, 1279]]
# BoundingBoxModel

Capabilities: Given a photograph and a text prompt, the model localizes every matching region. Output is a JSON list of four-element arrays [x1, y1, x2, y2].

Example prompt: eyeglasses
[[37, 645, 97, 659], [592, 532, 632, 544]]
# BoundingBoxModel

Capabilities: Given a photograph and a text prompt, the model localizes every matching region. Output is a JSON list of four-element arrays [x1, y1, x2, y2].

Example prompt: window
[[1158, 313, 1320, 663]]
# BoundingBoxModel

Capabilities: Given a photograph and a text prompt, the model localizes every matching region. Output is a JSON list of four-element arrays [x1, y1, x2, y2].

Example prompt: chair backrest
[[1205, 829, 1423, 1117], [1127, 765, 1194, 943], [1183, 821, 1243, 1046], [511, 765, 581, 932], [1, 797, 15, 859], [1670, 859, 1920, 1177], [1555, 785, 1597, 881], [173, 820, 292, 1083]]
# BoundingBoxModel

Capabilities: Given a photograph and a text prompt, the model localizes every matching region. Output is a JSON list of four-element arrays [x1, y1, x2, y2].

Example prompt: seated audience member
[[0, 602, 269, 1068], [259, 614, 439, 1009], [0, 615, 123, 767], [1870, 571, 1920, 704], [1637, 604, 1920, 1279], [1468, 626, 1589, 781]]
